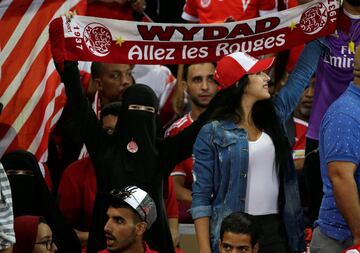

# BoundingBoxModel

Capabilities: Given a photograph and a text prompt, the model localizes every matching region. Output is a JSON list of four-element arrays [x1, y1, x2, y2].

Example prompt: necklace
[[348, 24, 360, 53], [345, 12, 360, 53], [348, 21, 360, 53]]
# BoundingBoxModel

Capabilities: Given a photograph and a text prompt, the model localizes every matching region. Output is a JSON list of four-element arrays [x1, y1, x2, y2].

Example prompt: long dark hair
[[209, 75, 289, 170]]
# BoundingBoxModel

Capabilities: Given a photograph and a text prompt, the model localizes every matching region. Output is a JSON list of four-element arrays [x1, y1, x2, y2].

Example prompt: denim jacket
[[190, 39, 327, 253]]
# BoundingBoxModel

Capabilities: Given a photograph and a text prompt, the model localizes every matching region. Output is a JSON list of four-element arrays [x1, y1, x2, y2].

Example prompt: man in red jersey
[[166, 62, 218, 223], [182, 0, 277, 24]]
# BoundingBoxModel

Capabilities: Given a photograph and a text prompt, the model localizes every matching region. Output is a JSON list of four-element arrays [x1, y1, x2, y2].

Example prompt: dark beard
[[109, 229, 137, 253], [346, 0, 360, 7]]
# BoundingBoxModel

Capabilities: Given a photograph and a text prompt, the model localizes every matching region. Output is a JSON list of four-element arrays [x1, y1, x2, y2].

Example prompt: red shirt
[[165, 177, 179, 219], [167, 114, 194, 191], [166, 114, 194, 223], [98, 242, 158, 253], [58, 157, 97, 230], [182, 0, 277, 23], [292, 117, 308, 161]]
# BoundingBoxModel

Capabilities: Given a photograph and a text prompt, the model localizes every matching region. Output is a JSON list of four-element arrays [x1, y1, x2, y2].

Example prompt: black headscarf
[[1, 150, 81, 253]]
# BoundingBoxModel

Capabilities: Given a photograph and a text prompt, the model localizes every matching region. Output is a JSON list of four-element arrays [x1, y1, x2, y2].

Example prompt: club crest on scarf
[[83, 23, 112, 57], [300, 2, 328, 35], [127, 139, 139, 153]]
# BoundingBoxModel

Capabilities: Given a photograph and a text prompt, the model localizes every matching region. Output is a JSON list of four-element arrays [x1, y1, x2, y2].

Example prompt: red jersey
[[166, 114, 194, 223], [182, 0, 277, 24], [165, 177, 179, 219], [166, 114, 194, 191], [292, 117, 308, 161], [58, 157, 97, 231], [98, 242, 158, 253]]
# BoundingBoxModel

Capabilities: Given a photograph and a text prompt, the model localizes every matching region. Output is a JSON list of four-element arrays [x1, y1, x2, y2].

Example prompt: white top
[[245, 132, 279, 215]]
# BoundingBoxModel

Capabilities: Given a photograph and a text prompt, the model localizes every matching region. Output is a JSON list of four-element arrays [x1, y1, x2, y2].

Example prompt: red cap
[[214, 52, 275, 88]]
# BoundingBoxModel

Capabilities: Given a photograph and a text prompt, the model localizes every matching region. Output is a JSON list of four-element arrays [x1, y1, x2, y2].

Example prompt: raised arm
[[273, 38, 326, 123], [57, 61, 105, 154]]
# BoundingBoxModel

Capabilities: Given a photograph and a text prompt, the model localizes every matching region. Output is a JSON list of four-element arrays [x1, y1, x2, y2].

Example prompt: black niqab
[[116, 84, 158, 176], [1, 150, 81, 253]]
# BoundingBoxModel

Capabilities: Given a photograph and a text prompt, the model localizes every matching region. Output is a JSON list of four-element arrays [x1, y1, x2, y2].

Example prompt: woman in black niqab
[[116, 84, 159, 179], [1, 150, 81, 253]]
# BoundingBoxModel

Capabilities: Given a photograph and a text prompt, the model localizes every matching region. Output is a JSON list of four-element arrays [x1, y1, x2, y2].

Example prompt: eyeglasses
[[35, 238, 56, 250], [110, 187, 147, 222], [128, 104, 155, 113]]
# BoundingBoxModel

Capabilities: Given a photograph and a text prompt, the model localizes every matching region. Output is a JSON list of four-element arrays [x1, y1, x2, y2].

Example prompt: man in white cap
[[98, 186, 158, 253]]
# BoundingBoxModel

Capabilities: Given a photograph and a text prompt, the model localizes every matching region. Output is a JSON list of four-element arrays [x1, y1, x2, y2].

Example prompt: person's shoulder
[[322, 96, 360, 133], [327, 88, 359, 116], [63, 157, 92, 175], [204, 119, 226, 128], [199, 120, 224, 135]]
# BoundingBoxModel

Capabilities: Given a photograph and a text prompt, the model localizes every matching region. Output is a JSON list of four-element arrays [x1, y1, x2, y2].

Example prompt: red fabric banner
[[0, 0, 86, 161], [50, 0, 339, 65]]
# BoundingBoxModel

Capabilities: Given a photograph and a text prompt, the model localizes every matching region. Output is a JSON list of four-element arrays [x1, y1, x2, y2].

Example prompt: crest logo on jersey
[[200, 0, 211, 8], [242, 0, 250, 12]]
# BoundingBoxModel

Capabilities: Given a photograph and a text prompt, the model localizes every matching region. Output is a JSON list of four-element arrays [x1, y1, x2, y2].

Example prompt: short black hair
[[91, 62, 103, 79], [182, 62, 216, 81], [100, 102, 122, 122], [220, 212, 258, 246]]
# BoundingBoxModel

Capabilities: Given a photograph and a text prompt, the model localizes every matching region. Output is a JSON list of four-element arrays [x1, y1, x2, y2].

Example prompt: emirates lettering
[[323, 54, 354, 69], [324, 46, 354, 69]]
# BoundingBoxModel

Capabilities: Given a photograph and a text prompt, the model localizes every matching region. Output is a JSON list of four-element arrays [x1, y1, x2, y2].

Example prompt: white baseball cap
[[107, 186, 157, 229]]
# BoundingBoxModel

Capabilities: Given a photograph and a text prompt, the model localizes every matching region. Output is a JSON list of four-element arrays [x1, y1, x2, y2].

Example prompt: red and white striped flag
[[0, 0, 86, 162]]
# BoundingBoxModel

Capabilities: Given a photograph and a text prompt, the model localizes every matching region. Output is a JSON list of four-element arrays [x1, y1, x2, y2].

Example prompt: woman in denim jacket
[[190, 49, 319, 253]]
